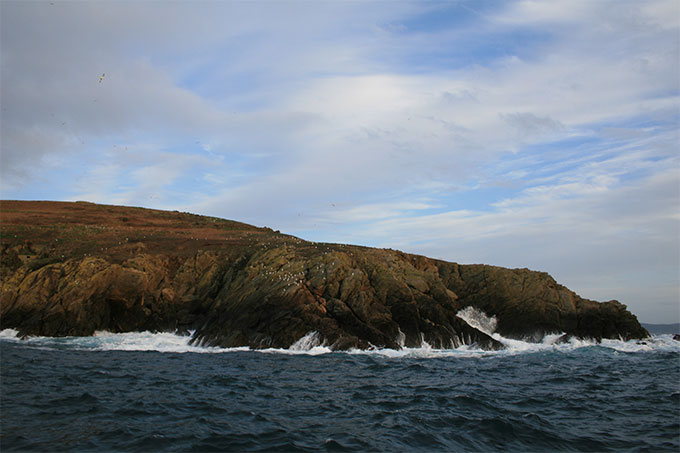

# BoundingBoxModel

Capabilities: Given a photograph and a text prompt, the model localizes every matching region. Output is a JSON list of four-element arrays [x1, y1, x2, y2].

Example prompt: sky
[[1, 0, 678, 324]]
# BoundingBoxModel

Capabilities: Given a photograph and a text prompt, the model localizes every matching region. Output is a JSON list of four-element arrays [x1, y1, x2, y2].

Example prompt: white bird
[[99, 73, 105, 83]]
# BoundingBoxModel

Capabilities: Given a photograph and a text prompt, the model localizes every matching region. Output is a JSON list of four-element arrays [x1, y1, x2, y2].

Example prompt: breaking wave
[[1, 328, 677, 357], [456, 306, 498, 335]]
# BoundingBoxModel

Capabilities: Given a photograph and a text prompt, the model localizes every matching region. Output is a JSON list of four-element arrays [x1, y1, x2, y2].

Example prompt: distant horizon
[[1, 1, 678, 324]]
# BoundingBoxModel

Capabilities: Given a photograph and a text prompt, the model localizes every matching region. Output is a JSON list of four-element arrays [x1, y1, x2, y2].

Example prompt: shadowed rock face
[[0, 201, 649, 350], [435, 263, 649, 341]]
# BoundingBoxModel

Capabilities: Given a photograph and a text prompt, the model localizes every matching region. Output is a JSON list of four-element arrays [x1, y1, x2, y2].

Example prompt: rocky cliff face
[[0, 201, 649, 349]]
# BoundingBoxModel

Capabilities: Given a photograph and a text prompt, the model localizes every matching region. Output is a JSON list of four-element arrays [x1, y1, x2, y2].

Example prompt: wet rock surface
[[0, 201, 649, 349]]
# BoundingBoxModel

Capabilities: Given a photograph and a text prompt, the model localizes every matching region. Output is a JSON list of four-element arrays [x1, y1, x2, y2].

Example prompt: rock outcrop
[[0, 201, 649, 350]]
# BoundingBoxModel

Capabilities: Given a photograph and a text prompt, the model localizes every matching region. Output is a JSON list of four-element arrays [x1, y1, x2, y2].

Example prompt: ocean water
[[1, 329, 679, 452]]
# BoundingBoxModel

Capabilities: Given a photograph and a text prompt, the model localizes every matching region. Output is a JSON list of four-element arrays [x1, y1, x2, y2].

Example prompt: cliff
[[0, 201, 649, 350]]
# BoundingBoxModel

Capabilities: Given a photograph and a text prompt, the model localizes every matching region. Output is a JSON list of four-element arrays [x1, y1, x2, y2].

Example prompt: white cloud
[[1, 0, 678, 322]]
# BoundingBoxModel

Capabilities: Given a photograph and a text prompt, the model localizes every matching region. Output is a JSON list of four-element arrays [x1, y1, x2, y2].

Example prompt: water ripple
[[1, 336, 679, 452]]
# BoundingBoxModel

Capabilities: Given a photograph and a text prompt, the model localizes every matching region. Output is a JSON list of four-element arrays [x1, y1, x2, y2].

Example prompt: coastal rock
[[0, 201, 649, 349], [435, 263, 649, 341]]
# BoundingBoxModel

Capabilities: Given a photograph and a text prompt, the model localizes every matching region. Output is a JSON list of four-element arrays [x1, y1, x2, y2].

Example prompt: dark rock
[[436, 263, 649, 342], [673, 334, 680, 341]]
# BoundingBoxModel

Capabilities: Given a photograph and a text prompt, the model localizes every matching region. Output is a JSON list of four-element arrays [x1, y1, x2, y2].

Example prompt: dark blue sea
[[1, 329, 679, 452]]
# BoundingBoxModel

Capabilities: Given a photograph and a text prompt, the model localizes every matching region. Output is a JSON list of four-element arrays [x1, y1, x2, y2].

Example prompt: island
[[0, 201, 649, 350]]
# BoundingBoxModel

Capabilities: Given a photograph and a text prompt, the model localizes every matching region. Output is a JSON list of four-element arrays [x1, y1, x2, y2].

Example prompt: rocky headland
[[0, 201, 649, 350]]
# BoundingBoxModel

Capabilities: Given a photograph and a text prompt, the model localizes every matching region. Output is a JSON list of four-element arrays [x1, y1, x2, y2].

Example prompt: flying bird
[[98, 73, 105, 83]]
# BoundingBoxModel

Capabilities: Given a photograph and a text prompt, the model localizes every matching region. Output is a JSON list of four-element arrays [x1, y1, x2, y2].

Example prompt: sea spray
[[396, 328, 406, 348], [1, 329, 678, 356], [284, 331, 332, 355], [456, 306, 498, 336]]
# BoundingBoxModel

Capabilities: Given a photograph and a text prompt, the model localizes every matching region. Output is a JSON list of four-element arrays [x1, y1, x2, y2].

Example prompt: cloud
[[501, 112, 565, 141], [1, 0, 677, 322]]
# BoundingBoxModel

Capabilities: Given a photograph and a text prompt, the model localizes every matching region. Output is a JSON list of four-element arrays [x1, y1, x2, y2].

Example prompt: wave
[[0, 329, 239, 353], [1, 328, 678, 357], [456, 306, 498, 336]]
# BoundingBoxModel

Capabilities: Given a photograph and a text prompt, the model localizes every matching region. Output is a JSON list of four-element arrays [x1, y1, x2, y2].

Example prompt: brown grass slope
[[0, 201, 648, 349]]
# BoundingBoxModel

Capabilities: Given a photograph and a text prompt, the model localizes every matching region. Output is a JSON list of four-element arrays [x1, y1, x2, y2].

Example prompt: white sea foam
[[0, 328, 20, 339], [264, 331, 333, 355], [91, 331, 245, 353], [346, 343, 500, 359], [396, 328, 406, 348], [1, 328, 678, 356], [456, 306, 498, 336], [0, 329, 242, 354]]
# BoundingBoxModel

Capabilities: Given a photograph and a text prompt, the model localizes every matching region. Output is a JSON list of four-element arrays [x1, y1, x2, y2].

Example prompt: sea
[[1, 318, 679, 452]]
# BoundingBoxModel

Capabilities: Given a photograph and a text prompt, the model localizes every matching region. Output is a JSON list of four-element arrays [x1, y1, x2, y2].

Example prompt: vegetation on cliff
[[0, 201, 648, 350]]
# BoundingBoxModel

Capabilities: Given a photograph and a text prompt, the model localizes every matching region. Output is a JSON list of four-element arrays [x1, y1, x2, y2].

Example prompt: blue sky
[[1, 0, 678, 323]]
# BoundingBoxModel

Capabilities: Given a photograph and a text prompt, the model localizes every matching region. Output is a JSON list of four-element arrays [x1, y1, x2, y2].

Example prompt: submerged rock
[[0, 201, 649, 350]]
